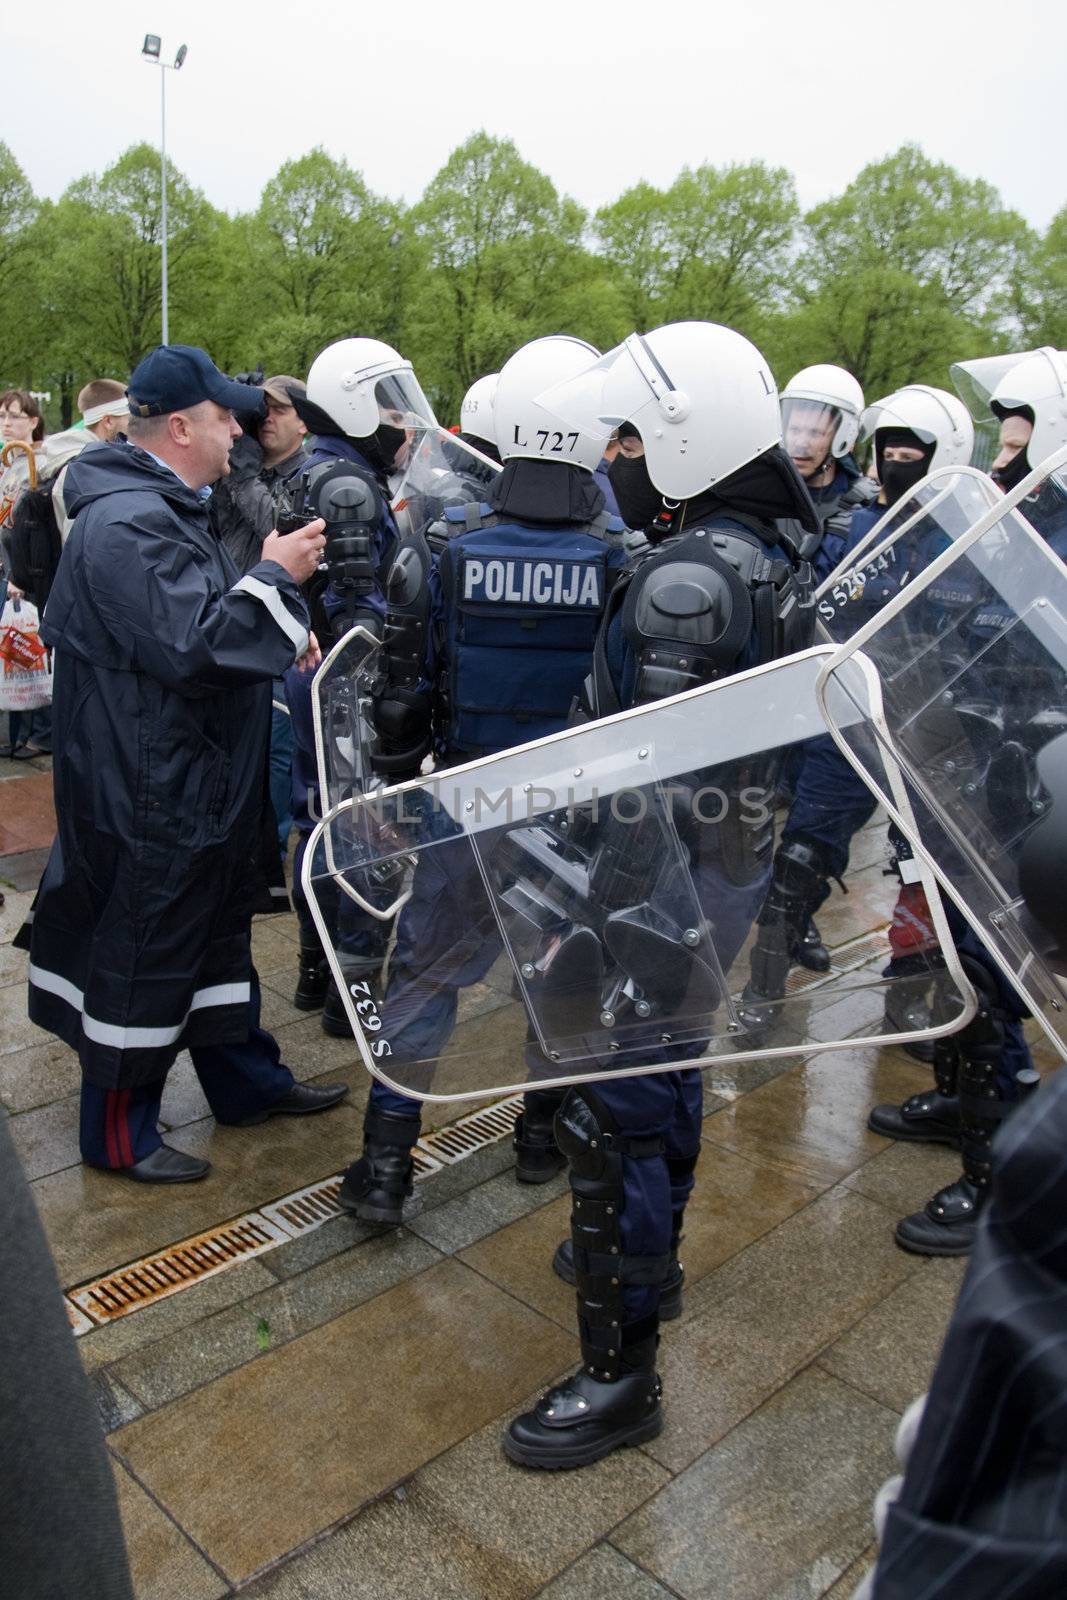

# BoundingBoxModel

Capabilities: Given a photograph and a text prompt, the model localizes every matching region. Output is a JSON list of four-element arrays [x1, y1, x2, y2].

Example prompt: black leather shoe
[[552, 1237, 684, 1320], [107, 1145, 210, 1184], [504, 1364, 662, 1469], [894, 1177, 982, 1257], [229, 1081, 349, 1126], [868, 1090, 961, 1148]]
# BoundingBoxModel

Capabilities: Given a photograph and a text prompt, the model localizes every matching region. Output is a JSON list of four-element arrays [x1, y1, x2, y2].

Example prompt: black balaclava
[[489, 458, 605, 525], [361, 422, 407, 475], [608, 453, 669, 534], [610, 442, 820, 545], [876, 427, 934, 508], [991, 403, 1036, 492]]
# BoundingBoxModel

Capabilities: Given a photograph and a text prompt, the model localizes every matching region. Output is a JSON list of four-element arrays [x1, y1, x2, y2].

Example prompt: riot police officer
[[336, 334, 633, 1225], [740, 385, 974, 1026], [779, 363, 877, 581], [283, 338, 438, 1027], [987, 346, 1067, 549], [456, 371, 501, 464], [768, 364, 878, 968], [504, 321, 820, 1468], [868, 359, 1067, 1255]]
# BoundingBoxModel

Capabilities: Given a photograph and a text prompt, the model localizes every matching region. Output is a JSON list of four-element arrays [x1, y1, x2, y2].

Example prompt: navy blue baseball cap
[[127, 344, 265, 418]]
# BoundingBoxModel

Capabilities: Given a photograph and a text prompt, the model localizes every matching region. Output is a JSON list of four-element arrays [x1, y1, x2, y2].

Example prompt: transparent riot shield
[[815, 467, 1004, 647], [390, 426, 500, 546], [312, 623, 380, 818], [303, 646, 974, 1102], [819, 447, 1067, 1054]]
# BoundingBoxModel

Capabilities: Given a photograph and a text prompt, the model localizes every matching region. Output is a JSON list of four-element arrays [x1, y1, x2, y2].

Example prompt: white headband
[[81, 397, 130, 426]]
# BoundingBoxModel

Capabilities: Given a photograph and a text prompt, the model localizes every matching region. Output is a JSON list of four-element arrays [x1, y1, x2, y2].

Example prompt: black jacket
[[26, 441, 310, 1088]]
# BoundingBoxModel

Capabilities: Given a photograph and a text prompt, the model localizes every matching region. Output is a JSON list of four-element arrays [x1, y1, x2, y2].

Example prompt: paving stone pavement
[[0, 788, 1060, 1598]]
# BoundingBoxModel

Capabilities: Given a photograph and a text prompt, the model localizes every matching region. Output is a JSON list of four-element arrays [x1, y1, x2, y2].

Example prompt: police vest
[[436, 519, 625, 756], [590, 514, 814, 715]]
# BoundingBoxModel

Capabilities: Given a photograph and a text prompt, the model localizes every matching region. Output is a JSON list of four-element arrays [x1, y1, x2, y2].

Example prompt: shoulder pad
[[428, 501, 493, 553], [444, 501, 493, 529]]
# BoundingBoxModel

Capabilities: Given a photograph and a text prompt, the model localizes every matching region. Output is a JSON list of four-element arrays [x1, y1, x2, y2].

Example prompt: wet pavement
[[2, 749, 1060, 1598]]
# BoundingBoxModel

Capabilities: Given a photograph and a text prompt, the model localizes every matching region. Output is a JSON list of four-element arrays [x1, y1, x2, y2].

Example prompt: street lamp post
[[141, 35, 188, 346]]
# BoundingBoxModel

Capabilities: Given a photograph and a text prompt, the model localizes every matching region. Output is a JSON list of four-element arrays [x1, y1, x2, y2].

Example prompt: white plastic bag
[[0, 598, 53, 711]]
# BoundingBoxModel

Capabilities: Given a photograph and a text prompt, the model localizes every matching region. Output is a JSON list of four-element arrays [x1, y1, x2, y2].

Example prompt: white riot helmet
[[304, 337, 437, 440], [860, 384, 974, 474], [494, 336, 603, 472], [459, 373, 498, 447], [781, 364, 864, 469], [989, 348, 1067, 470], [537, 321, 781, 500]]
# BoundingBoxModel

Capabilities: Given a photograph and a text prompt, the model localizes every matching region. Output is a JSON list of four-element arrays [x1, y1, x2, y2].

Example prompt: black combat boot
[[795, 917, 830, 973], [293, 936, 329, 1012], [338, 1108, 421, 1226], [739, 835, 833, 1028], [894, 966, 1039, 1257], [321, 958, 384, 1037], [506, 1089, 667, 1468], [513, 1088, 567, 1184], [504, 1331, 662, 1469], [868, 1038, 961, 1148]]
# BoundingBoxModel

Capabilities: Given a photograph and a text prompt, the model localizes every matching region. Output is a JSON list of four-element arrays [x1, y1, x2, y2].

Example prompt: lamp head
[[174, 43, 188, 68], [142, 33, 161, 59]]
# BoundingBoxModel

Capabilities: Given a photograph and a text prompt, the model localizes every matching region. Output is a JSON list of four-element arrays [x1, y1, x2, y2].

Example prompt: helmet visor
[[950, 351, 1040, 420], [390, 426, 501, 543], [371, 370, 437, 433], [533, 348, 621, 448], [535, 333, 690, 448]]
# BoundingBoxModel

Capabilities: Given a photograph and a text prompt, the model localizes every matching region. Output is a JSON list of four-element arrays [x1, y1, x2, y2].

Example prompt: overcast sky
[[6, 0, 1065, 231]]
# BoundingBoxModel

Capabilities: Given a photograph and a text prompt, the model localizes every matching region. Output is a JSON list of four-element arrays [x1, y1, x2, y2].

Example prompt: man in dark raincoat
[[25, 345, 349, 1183]]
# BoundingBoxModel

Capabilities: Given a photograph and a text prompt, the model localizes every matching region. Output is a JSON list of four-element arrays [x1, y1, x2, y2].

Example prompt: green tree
[[776, 145, 1032, 397], [48, 144, 223, 376], [1011, 203, 1067, 349], [408, 132, 603, 417], [0, 143, 40, 385], [595, 162, 798, 341], [230, 148, 405, 375]]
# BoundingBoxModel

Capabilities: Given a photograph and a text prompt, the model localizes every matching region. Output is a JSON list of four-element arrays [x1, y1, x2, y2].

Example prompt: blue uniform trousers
[[783, 733, 878, 880], [590, 1068, 705, 1323], [79, 976, 294, 1166]]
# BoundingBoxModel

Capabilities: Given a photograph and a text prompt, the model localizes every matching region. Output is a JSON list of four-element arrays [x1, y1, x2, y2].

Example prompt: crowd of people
[[2, 323, 1067, 1593]]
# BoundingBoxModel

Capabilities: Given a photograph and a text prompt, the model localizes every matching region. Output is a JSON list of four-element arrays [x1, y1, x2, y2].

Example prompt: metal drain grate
[[64, 1096, 515, 1333], [784, 963, 835, 996], [69, 1215, 291, 1326], [262, 1177, 346, 1234], [832, 928, 891, 972], [418, 1094, 525, 1165]]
